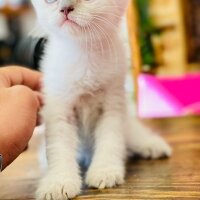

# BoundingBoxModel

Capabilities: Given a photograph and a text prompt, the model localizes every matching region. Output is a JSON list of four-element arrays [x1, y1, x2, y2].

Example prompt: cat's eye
[[45, 0, 57, 4]]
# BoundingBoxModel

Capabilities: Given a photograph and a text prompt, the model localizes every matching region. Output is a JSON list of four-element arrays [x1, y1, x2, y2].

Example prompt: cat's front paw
[[134, 135, 172, 159], [36, 173, 82, 200], [86, 165, 125, 189]]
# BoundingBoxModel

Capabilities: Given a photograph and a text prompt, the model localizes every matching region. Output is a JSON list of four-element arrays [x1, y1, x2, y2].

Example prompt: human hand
[[0, 66, 42, 171]]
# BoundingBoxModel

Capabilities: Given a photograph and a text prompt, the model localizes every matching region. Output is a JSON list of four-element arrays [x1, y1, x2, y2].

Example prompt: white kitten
[[31, 0, 172, 199]]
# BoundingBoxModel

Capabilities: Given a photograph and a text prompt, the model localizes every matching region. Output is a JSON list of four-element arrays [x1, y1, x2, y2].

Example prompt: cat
[[31, 0, 172, 199]]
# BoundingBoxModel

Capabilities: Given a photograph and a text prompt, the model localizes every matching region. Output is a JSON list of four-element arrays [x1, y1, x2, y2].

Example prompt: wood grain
[[0, 117, 200, 200]]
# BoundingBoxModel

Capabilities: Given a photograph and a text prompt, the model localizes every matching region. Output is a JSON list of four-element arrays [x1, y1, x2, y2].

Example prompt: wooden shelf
[[0, 5, 30, 17], [127, 0, 189, 77]]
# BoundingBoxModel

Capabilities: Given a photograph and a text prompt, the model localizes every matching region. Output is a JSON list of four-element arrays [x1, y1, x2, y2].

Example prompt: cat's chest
[[43, 55, 110, 94], [42, 39, 121, 95]]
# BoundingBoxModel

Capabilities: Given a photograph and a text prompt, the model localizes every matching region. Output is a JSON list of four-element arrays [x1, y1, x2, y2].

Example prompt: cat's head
[[31, 0, 129, 38]]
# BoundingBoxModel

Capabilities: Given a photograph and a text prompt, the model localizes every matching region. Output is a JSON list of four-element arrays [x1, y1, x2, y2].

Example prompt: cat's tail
[[125, 117, 172, 159]]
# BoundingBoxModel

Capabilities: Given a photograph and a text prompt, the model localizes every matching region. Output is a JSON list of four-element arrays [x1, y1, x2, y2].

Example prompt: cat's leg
[[126, 118, 172, 159], [86, 89, 126, 189], [36, 96, 81, 200]]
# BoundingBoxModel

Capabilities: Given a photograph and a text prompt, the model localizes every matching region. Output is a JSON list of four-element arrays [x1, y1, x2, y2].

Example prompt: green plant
[[135, 0, 158, 68]]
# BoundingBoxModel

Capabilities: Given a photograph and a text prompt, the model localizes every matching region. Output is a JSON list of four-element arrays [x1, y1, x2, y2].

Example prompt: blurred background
[[128, 0, 200, 118], [0, 0, 42, 70]]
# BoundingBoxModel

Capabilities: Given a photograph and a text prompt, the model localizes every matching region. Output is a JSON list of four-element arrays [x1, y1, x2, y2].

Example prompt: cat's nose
[[60, 6, 74, 17]]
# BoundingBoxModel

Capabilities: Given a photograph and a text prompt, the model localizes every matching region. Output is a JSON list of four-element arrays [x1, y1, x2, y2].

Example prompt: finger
[[0, 86, 39, 170], [36, 113, 42, 126], [34, 91, 44, 107], [0, 66, 42, 91], [34, 91, 43, 126]]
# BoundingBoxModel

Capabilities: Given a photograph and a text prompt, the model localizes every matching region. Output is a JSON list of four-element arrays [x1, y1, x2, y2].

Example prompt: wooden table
[[0, 117, 200, 200]]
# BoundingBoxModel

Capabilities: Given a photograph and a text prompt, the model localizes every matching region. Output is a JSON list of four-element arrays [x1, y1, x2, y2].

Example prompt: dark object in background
[[0, 36, 46, 70], [186, 0, 200, 63], [0, 0, 46, 70], [0, 0, 31, 67], [0, 17, 22, 66], [14, 37, 47, 70]]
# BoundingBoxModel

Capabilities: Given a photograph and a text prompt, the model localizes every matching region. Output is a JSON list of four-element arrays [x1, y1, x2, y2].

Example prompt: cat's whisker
[[82, 26, 90, 79], [90, 18, 118, 63], [83, 26, 89, 59], [96, 22, 119, 67], [91, 15, 118, 30], [89, 16, 119, 61], [89, 24, 105, 63], [90, 21, 115, 64], [94, 12, 122, 19], [72, 12, 118, 34], [83, 26, 101, 70], [73, 13, 106, 58], [85, 3, 123, 9]]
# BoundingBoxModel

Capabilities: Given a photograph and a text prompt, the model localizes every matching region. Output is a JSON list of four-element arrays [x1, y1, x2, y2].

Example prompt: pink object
[[138, 73, 200, 118]]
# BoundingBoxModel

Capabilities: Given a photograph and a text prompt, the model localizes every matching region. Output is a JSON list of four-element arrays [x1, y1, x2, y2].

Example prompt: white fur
[[31, 0, 172, 199]]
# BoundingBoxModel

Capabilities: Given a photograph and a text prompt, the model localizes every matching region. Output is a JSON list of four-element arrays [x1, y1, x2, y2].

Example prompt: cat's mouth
[[60, 17, 80, 28]]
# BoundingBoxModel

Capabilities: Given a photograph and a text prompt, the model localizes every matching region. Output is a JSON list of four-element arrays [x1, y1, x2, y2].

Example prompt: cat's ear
[[29, 23, 48, 38]]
